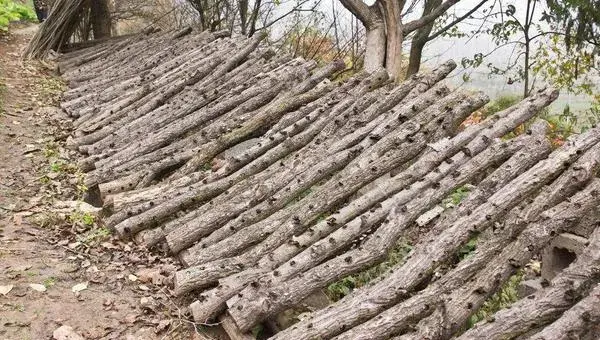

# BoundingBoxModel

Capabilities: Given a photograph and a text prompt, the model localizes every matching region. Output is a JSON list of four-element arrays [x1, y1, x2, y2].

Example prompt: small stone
[[71, 282, 88, 293], [29, 283, 47, 292], [53, 325, 84, 340], [140, 296, 155, 307], [0, 285, 14, 296]]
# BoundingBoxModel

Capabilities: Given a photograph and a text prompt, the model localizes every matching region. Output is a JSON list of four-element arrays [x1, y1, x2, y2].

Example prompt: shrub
[[0, 0, 36, 31], [484, 94, 521, 117], [466, 271, 524, 329], [326, 240, 412, 301]]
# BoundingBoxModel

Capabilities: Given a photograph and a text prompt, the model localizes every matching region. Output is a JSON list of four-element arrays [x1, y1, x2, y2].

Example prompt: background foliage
[[0, 0, 36, 31]]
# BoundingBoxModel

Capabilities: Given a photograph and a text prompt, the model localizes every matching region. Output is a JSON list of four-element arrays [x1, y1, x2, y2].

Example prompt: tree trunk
[[406, 0, 442, 76], [339, 0, 460, 80], [90, 0, 112, 40], [363, 24, 386, 73], [382, 0, 404, 79]]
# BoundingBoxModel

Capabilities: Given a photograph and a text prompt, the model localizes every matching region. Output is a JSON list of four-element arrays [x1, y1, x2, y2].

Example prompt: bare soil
[[0, 25, 215, 340]]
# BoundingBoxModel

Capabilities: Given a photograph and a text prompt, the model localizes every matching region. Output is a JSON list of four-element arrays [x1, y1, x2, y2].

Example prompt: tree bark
[[330, 131, 598, 340], [229, 121, 550, 332], [265, 124, 599, 340], [457, 216, 600, 339], [364, 24, 386, 73], [529, 284, 600, 340], [406, 0, 442, 76]]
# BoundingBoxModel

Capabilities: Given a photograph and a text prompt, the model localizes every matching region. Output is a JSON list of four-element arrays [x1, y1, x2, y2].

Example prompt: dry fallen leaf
[[0, 285, 14, 296], [128, 274, 138, 282], [29, 283, 47, 292], [71, 282, 88, 293]]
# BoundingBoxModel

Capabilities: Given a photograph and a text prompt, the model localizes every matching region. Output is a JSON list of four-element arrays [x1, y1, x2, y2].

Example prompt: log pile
[[59, 29, 600, 339]]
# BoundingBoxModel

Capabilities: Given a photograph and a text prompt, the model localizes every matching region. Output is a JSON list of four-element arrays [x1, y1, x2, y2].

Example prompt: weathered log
[[106, 60, 452, 231], [264, 124, 600, 339], [189, 92, 548, 314], [63, 31, 228, 113], [338, 169, 600, 340], [188, 130, 547, 323], [176, 84, 461, 265], [173, 127, 431, 292], [105, 80, 347, 228], [63, 31, 181, 85], [90, 59, 318, 191], [172, 123, 427, 256], [111, 82, 338, 236], [77, 38, 263, 150], [227, 123, 550, 331], [173, 59, 347, 177], [63, 28, 194, 83], [457, 217, 600, 340], [174, 91, 490, 301], [158, 79, 392, 250], [116, 73, 398, 245], [225, 90, 558, 331], [74, 36, 262, 137], [529, 284, 600, 340], [88, 53, 295, 156], [72, 57, 224, 147], [174, 86, 468, 262]]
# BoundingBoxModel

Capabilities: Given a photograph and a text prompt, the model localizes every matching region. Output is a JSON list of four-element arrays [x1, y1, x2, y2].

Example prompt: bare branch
[[427, 0, 489, 41], [338, 0, 373, 27], [403, 0, 461, 35]]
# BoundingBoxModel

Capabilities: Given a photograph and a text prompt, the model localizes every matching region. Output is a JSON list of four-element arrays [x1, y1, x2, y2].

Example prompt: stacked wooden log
[[59, 29, 600, 339]]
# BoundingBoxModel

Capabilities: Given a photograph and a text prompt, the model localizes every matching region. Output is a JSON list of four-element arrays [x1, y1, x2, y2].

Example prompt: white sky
[[268, 0, 595, 113]]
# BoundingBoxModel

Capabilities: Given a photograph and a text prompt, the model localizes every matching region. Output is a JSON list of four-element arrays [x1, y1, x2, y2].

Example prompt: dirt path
[[0, 26, 207, 340]]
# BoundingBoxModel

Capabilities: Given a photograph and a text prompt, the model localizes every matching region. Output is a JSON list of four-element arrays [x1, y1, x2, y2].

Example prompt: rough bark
[[457, 217, 600, 339], [265, 124, 600, 339], [342, 173, 600, 340], [228, 123, 550, 331], [529, 284, 600, 340], [188, 130, 545, 323], [173, 60, 346, 178]]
